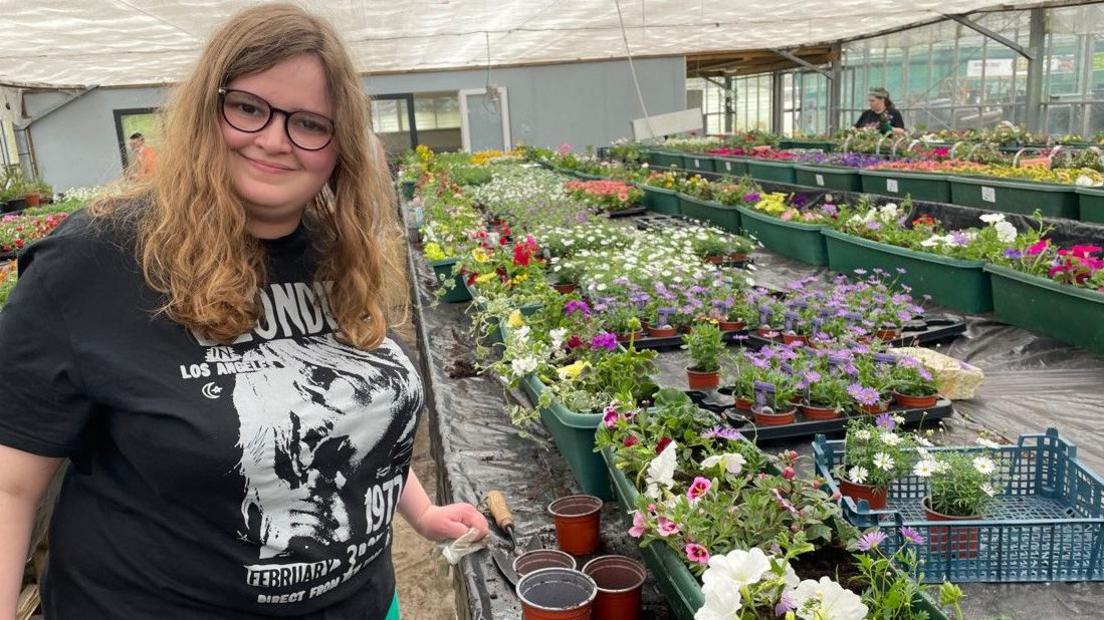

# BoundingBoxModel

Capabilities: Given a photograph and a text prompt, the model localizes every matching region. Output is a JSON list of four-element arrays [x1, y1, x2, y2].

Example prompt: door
[[459, 87, 510, 152], [370, 94, 418, 159]]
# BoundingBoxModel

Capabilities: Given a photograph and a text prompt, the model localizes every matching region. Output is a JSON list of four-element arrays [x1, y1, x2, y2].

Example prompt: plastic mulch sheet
[[407, 214, 1104, 619]]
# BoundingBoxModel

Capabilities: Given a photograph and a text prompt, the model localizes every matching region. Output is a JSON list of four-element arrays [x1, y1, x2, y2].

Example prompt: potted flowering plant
[[889, 355, 939, 409], [548, 257, 584, 293], [683, 322, 722, 391], [752, 371, 800, 426], [913, 448, 1001, 558], [645, 306, 679, 338], [835, 416, 915, 510], [800, 370, 851, 421]]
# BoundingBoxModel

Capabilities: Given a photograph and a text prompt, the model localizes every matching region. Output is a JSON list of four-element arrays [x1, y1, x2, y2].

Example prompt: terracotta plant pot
[[581, 555, 646, 620], [616, 330, 643, 344], [686, 367, 720, 391], [861, 401, 889, 415], [553, 282, 577, 294], [25, 193, 40, 207], [646, 325, 678, 338], [514, 549, 578, 578], [801, 403, 841, 420], [782, 333, 808, 346], [548, 495, 603, 555], [517, 567, 598, 620], [838, 477, 888, 510], [718, 319, 745, 332], [753, 407, 796, 426], [729, 252, 748, 262], [894, 391, 939, 409], [922, 497, 980, 559], [704, 255, 724, 265], [733, 397, 754, 411], [755, 326, 779, 339], [875, 328, 901, 341]]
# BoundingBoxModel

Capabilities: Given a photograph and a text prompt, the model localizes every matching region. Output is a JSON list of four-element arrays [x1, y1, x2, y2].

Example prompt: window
[[0, 120, 16, 167], [113, 108, 163, 168]]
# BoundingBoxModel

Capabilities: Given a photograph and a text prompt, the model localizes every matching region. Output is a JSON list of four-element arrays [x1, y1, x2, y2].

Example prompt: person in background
[[854, 87, 906, 136], [126, 132, 158, 179], [0, 4, 487, 620]]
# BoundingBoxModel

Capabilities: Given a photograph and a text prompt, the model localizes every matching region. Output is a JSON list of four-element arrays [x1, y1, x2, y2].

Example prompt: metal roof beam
[[945, 13, 1034, 59], [768, 48, 831, 79]]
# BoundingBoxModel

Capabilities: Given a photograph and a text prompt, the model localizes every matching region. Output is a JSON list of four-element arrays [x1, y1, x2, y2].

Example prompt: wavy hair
[[92, 3, 405, 349]]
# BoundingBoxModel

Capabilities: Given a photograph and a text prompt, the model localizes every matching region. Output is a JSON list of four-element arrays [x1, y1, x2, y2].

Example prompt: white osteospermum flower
[[645, 441, 678, 499], [790, 576, 868, 620], [873, 452, 894, 471], [848, 466, 869, 485], [976, 437, 1002, 449], [854, 429, 872, 441], [915, 436, 934, 447], [981, 483, 996, 497], [980, 213, 1006, 224], [880, 432, 902, 446], [973, 456, 996, 475], [913, 460, 937, 478], [701, 547, 772, 589]]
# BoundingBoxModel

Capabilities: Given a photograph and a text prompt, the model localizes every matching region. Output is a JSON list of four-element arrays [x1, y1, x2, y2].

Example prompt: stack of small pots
[[514, 494, 647, 619]]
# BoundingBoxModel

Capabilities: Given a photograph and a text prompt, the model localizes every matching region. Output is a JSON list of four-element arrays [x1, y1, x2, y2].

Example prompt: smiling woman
[[0, 4, 487, 620]]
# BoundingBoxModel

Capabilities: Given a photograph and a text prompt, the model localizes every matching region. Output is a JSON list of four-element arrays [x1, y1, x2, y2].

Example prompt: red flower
[[655, 437, 673, 454], [566, 335, 585, 349], [623, 435, 639, 447]]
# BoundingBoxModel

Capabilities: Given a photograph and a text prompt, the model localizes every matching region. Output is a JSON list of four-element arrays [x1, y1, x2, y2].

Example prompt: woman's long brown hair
[[92, 3, 406, 349]]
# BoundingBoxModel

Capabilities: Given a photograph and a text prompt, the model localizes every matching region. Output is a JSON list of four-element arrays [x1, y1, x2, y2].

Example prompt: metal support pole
[[1025, 8, 1047, 133], [946, 14, 1034, 60], [12, 126, 34, 179], [768, 48, 832, 79], [829, 42, 843, 133], [771, 72, 784, 134], [724, 75, 733, 134]]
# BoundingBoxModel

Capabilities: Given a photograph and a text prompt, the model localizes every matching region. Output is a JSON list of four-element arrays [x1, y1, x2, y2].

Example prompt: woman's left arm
[[398, 469, 489, 541]]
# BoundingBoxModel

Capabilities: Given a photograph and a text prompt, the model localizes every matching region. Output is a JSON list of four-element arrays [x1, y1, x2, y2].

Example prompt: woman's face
[[220, 54, 339, 238], [868, 95, 886, 114]]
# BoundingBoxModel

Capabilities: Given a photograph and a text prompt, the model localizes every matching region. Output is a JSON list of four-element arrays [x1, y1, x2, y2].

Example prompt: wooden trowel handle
[[485, 491, 514, 531]]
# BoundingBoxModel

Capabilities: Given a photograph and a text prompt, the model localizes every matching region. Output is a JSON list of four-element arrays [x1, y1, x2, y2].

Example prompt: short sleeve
[[0, 239, 96, 457], [891, 109, 905, 129]]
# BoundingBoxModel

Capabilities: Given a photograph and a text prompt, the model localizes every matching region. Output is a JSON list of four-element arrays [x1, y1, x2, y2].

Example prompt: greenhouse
[[2, 2, 1104, 620]]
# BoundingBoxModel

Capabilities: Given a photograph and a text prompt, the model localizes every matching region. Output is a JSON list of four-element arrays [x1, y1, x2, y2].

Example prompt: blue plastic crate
[[813, 428, 1104, 583]]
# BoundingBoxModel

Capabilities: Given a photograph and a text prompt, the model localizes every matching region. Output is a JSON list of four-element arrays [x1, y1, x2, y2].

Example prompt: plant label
[[886, 179, 899, 193], [982, 186, 996, 203], [724, 161, 732, 171], [815, 174, 825, 186], [693, 158, 701, 167]]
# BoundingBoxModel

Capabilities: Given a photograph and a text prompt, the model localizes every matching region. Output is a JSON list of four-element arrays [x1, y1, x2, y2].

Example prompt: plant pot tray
[[605, 205, 648, 218], [625, 328, 751, 352], [813, 428, 1104, 583], [744, 313, 966, 349], [684, 390, 953, 442]]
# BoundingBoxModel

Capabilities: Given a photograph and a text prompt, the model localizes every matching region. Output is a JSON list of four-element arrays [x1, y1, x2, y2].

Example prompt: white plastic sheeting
[[0, 1, 1063, 88]]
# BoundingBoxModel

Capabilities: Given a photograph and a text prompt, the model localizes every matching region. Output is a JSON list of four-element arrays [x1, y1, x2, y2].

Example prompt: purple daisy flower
[[855, 530, 888, 551], [848, 384, 880, 406], [1004, 248, 1023, 260], [875, 412, 895, 430], [900, 526, 925, 545]]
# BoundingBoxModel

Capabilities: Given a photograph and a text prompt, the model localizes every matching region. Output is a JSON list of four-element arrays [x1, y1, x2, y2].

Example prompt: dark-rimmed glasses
[[218, 88, 335, 151]]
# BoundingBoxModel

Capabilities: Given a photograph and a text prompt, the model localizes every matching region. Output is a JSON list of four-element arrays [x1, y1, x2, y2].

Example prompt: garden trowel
[[484, 490, 541, 588]]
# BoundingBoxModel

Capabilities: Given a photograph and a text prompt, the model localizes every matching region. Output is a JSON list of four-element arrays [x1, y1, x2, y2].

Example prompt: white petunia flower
[[701, 452, 747, 476], [645, 441, 678, 499], [980, 213, 1006, 224], [994, 221, 1017, 243], [790, 576, 868, 620], [701, 547, 771, 589], [695, 582, 743, 620], [510, 356, 539, 377]]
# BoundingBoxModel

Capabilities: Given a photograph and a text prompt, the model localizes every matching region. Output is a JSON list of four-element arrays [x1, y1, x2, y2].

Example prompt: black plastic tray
[[629, 328, 750, 351], [746, 313, 966, 349], [607, 205, 647, 218], [685, 389, 954, 442]]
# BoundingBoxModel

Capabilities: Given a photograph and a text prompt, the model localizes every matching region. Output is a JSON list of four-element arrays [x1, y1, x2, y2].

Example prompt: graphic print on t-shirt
[[180, 280, 421, 605]]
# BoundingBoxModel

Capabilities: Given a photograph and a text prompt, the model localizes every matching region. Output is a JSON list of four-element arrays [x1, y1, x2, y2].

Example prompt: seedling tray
[[684, 390, 953, 442], [813, 428, 1104, 583]]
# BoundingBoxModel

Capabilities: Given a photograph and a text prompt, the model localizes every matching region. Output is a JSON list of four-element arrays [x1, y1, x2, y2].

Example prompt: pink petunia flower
[[656, 517, 680, 537], [686, 476, 712, 503], [628, 511, 647, 538]]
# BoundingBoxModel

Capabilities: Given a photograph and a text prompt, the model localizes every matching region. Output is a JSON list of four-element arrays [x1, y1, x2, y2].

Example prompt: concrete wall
[[23, 56, 685, 191]]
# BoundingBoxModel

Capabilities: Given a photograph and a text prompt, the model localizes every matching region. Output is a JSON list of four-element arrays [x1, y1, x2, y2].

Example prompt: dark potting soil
[[792, 546, 863, 595], [522, 580, 593, 609]]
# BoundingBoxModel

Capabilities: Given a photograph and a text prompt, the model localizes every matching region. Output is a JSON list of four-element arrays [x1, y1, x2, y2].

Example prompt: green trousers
[[385, 593, 400, 620]]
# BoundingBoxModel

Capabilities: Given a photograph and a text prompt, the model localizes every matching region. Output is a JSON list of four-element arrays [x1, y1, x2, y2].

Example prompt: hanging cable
[[614, 0, 657, 140]]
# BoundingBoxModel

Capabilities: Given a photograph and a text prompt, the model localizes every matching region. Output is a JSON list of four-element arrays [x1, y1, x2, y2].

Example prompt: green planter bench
[[948, 176, 1079, 220], [821, 230, 993, 314], [859, 170, 952, 203], [1075, 186, 1104, 224], [676, 193, 741, 232], [793, 164, 863, 192], [746, 159, 796, 184], [639, 184, 682, 216], [985, 264, 1104, 356], [712, 156, 749, 177], [736, 206, 828, 265]]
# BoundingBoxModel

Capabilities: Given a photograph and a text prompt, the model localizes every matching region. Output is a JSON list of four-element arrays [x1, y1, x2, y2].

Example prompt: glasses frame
[[217, 87, 335, 151]]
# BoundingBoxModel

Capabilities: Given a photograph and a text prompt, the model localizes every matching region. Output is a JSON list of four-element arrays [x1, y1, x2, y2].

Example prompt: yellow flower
[[507, 309, 524, 329], [423, 242, 447, 261], [512, 273, 529, 285], [475, 273, 496, 284], [556, 360, 590, 381], [472, 247, 489, 263]]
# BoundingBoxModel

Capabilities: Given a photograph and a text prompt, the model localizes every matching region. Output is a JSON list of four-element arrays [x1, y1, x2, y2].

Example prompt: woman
[[854, 87, 906, 136], [0, 5, 487, 619]]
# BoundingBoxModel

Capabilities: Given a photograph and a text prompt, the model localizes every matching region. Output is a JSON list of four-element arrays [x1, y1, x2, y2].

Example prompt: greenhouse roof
[[0, 1, 1074, 88]]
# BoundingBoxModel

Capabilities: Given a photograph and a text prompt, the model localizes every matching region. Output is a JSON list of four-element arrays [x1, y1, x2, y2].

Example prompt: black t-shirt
[[854, 108, 905, 133], [0, 209, 423, 619]]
